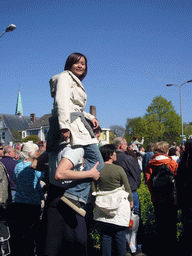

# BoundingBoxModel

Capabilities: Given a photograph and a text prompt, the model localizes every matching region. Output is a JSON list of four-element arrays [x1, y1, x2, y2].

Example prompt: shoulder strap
[[0, 162, 9, 179]]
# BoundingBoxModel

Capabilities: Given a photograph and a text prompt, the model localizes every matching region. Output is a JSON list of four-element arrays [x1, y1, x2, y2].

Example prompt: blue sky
[[1, 0, 192, 129]]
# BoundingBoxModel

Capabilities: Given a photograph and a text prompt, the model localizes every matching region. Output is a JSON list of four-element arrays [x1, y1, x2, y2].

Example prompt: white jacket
[[93, 186, 131, 227], [49, 70, 98, 146]]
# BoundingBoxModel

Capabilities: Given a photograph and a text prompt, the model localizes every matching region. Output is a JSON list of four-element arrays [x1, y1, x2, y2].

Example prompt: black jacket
[[114, 150, 141, 191]]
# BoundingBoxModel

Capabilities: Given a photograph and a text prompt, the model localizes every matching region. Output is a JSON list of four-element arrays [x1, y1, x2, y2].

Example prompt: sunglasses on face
[[0, 148, 3, 150]]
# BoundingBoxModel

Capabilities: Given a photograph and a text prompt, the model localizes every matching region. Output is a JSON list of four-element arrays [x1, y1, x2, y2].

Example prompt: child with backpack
[[145, 141, 178, 256]]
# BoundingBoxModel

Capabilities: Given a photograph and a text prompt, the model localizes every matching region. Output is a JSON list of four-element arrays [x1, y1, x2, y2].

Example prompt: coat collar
[[67, 70, 86, 93], [116, 150, 125, 154]]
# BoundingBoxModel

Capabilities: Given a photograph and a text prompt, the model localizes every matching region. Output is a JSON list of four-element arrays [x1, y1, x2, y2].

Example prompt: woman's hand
[[60, 129, 71, 141], [89, 162, 100, 181], [92, 118, 99, 130]]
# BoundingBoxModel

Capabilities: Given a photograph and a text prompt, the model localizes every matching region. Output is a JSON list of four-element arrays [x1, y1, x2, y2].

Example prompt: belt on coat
[[70, 112, 95, 138]]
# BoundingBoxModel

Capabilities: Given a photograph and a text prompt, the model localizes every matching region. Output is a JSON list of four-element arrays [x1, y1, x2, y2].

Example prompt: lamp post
[[166, 79, 192, 137], [0, 24, 16, 38]]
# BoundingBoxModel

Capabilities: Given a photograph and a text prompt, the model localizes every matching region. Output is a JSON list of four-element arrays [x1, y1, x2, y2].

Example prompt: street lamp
[[166, 79, 192, 137], [0, 24, 16, 38]]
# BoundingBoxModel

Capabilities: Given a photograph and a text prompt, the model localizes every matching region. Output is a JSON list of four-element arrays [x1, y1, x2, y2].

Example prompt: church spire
[[15, 89, 23, 116]]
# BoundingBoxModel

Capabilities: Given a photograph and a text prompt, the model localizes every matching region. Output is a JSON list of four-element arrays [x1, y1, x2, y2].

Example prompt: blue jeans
[[99, 223, 126, 256], [64, 143, 104, 203], [132, 191, 140, 215], [49, 144, 104, 204]]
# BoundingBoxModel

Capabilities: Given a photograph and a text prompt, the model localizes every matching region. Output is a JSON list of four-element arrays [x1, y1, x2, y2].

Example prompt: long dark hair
[[64, 52, 87, 81]]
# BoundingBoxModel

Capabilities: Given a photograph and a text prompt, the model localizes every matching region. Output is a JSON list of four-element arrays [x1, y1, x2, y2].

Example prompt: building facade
[[25, 114, 50, 141], [0, 114, 33, 145]]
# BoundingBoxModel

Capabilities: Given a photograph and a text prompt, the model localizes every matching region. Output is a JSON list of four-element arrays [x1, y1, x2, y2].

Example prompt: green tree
[[125, 115, 164, 146], [125, 117, 146, 143], [145, 95, 181, 144], [22, 135, 40, 143], [184, 123, 192, 140], [143, 114, 165, 144], [11, 129, 22, 143], [124, 96, 182, 145], [109, 130, 115, 144]]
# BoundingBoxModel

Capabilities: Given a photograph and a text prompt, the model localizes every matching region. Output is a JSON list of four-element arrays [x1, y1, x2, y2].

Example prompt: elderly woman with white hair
[[13, 141, 44, 256]]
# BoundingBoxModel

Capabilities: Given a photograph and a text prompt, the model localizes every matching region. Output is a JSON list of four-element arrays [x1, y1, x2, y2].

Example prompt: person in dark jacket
[[113, 138, 141, 193], [142, 143, 154, 175], [113, 137, 142, 255], [177, 139, 192, 255], [0, 145, 17, 202]]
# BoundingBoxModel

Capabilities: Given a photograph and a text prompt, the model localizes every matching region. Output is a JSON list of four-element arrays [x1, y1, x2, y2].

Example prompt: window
[[29, 130, 39, 136], [22, 131, 27, 139], [0, 132, 5, 142]]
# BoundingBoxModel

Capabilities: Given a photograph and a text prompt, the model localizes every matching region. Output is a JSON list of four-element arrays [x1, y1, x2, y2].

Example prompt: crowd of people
[[0, 52, 191, 256], [0, 137, 190, 256]]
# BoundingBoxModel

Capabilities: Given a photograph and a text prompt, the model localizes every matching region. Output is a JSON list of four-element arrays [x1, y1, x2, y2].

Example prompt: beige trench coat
[[49, 70, 98, 146]]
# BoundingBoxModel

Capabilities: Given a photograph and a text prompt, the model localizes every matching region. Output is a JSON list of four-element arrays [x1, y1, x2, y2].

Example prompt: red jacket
[[145, 154, 178, 202]]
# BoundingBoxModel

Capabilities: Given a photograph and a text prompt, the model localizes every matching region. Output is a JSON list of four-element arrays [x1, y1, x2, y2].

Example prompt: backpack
[[0, 162, 11, 217], [151, 164, 177, 205]]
